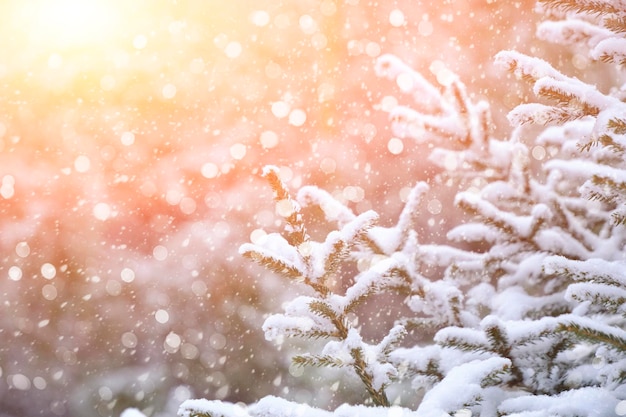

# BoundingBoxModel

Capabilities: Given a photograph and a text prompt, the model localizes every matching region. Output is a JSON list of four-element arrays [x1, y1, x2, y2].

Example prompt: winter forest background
[[1, 0, 625, 416]]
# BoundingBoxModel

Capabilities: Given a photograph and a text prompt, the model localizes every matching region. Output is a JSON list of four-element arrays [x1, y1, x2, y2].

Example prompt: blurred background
[[0, 0, 545, 415]]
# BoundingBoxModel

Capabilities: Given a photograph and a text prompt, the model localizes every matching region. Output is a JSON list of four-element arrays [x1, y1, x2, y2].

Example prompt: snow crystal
[[261, 164, 284, 179]]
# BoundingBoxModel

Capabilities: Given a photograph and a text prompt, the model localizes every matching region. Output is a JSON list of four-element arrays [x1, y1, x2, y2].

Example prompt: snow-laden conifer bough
[[160, 1, 626, 416]]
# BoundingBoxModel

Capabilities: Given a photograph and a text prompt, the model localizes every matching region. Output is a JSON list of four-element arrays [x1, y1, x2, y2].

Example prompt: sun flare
[[15, 0, 121, 49]]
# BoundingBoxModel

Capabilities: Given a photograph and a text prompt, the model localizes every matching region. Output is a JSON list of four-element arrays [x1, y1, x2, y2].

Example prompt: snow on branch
[[556, 314, 626, 351], [495, 50, 566, 83], [182, 3, 626, 416], [547, 158, 626, 184], [506, 103, 583, 126], [533, 77, 604, 115], [566, 281, 626, 314], [262, 165, 309, 246], [536, 18, 613, 48], [434, 326, 491, 353], [544, 255, 626, 287], [395, 182, 429, 242], [455, 192, 552, 242], [591, 36, 626, 64], [361, 182, 429, 255], [375, 54, 492, 147], [374, 54, 444, 114], [310, 210, 379, 284], [239, 234, 305, 281], [178, 396, 334, 417], [262, 296, 339, 341], [415, 357, 513, 417], [387, 105, 465, 142], [499, 386, 621, 417], [296, 186, 356, 226], [179, 396, 424, 417], [498, 50, 623, 127]]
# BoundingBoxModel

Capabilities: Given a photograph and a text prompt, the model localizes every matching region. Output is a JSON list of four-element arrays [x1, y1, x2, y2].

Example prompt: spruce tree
[[176, 1, 626, 416]]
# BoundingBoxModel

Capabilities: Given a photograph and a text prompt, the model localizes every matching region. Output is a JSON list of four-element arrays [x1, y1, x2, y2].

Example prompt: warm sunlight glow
[[16, 0, 121, 49]]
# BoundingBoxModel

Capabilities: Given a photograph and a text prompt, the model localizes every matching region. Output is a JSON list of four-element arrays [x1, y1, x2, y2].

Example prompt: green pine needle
[[539, 0, 619, 15], [292, 354, 347, 368], [558, 321, 626, 352], [241, 249, 304, 281]]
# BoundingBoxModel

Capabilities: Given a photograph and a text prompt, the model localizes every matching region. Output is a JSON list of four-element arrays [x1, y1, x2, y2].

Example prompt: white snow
[[396, 182, 429, 238], [416, 357, 512, 417], [544, 256, 626, 286], [537, 19, 613, 48], [120, 409, 147, 417], [495, 50, 565, 82], [250, 396, 332, 417], [507, 102, 572, 126], [499, 387, 620, 417], [534, 76, 615, 113], [297, 186, 356, 225], [434, 325, 488, 351], [591, 37, 626, 63], [188, 14, 626, 417], [179, 399, 249, 417], [374, 54, 444, 113], [491, 286, 565, 321], [263, 295, 337, 341]]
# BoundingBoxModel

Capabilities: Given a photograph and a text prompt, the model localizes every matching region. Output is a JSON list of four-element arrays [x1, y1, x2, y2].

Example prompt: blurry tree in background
[[0, 1, 544, 416]]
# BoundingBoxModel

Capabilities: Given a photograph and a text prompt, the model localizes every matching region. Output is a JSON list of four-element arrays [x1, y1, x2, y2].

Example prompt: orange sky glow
[[0, 1, 539, 415]]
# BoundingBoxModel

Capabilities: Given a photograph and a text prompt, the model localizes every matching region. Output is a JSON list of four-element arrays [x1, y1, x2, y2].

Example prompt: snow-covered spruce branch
[[238, 168, 431, 407], [556, 315, 626, 351], [375, 54, 491, 148], [261, 165, 310, 247], [538, 0, 621, 16], [171, 3, 626, 417]]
